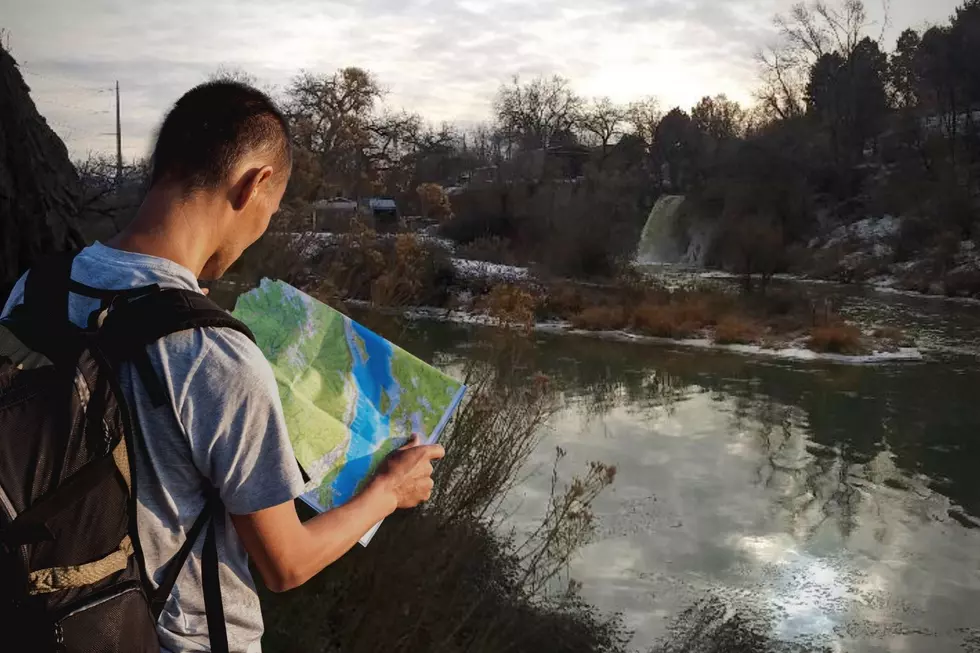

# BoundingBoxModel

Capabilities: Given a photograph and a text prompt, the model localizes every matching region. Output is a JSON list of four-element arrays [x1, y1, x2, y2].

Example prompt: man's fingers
[[423, 444, 445, 461], [399, 434, 421, 451], [400, 443, 445, 467]]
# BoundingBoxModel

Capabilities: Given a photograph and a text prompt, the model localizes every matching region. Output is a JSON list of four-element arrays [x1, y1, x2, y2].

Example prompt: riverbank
[[230, 228, 925, 364], [795, 215, 980, 301], [387, 306, 924, 365]]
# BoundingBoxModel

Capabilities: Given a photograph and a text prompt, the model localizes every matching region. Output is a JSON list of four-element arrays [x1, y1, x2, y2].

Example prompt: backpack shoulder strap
[[97, 290, 240, 653], [100, 288, 255, 347], [149, 494, 215, 620], [149, 491, 228, 653], [4, 252, 83, 365], [98, 289, 255, 408], [23, 251, 77, 326]]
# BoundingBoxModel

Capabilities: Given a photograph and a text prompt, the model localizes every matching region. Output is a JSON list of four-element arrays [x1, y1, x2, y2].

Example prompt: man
[[2, 81, 444, 652]]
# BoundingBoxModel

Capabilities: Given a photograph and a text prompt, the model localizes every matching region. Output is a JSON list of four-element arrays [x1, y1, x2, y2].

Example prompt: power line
[[37, 98, 110, 113], [20, 65, 114, 94]]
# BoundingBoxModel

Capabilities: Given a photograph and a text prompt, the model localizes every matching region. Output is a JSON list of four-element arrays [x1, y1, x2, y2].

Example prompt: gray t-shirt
[[2, 243, 305, 653]]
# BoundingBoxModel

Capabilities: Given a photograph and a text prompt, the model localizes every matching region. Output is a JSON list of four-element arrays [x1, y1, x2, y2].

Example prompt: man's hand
[[232, 434, 444, 593], [371, 435, 445, 509]]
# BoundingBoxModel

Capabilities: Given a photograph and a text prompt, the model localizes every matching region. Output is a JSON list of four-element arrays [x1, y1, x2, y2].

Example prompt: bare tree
[[493, 75, 582, 152], [372, 116, 462, 194], [465, 122, 506, 166], [691, 95, 746, 141], [755, 0, 883, 121], [776, 0, 871, 60], [577, 97, 626, 159], [625, 97, 662, 149], [208, 65, 260, 87], [284, 67, 384, 198], [755, 45, 808, 121]]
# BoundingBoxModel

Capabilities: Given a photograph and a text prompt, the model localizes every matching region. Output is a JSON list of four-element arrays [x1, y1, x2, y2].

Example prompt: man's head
[[148, 81, 292, 278]]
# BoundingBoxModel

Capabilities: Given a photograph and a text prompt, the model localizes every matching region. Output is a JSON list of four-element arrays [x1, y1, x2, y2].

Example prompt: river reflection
[[395, 320, 980, 652]]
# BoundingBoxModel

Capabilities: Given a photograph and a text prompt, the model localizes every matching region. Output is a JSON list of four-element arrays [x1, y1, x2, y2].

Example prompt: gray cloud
[[1, 0, 963, 158]]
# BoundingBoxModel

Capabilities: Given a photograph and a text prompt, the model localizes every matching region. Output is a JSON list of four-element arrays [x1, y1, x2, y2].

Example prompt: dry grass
[[713, 316, 765, 345], [570, 306, 630, 331], [478, 284, 538, 330], [542, 282, 588, 317], [632, 303, 704, 339], [808, 324, 866, 355], [482, 278, 889, 359], [669, 298, 714, 326]]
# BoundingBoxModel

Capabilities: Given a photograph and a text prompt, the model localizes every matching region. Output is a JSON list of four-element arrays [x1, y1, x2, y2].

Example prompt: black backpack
[[0, 253, 255, 653]]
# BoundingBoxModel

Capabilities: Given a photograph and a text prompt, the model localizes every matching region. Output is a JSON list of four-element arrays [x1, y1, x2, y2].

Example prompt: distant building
[[361, 197, 400, 232], [312, 197, 358, 231], [467, 166, 498, 186], [541, 144, 591, 180]]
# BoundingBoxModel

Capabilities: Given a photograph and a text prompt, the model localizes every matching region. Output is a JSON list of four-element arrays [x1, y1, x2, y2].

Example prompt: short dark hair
[[149, 81, 292, 191]]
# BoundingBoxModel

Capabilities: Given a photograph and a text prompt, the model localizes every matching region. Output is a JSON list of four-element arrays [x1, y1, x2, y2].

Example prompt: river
[[388, 282, 980, 652]]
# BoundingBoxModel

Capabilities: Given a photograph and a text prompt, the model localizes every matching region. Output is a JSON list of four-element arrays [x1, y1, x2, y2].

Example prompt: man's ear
[[232, 166, 275, 211]]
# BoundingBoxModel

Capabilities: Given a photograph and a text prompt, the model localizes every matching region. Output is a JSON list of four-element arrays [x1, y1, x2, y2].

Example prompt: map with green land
[[232, 279, 465, 544]]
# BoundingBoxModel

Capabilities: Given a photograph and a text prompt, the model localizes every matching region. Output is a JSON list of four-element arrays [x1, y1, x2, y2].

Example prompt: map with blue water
[[232, 279, 466, 544]]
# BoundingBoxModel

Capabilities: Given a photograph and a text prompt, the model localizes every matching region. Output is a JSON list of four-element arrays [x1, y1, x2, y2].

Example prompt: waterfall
[[636, 195, 686, 264]]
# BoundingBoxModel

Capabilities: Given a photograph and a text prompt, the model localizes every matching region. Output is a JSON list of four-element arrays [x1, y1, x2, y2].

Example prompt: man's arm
[[178, 328, 444, 592], [231, 436, 443, 592]]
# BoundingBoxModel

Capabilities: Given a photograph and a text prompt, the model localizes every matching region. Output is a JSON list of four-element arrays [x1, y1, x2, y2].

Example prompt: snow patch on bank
[[276, 231, 458, 258], [815, 215, 901, 251], [450, 258, 529, 282]]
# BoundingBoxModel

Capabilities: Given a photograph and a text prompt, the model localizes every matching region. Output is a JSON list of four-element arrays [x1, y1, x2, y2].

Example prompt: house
[[361, 197, 400, 231], [312, 197, 358, 231]]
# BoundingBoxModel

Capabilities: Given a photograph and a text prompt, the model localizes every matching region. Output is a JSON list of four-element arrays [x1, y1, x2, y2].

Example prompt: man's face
[[200, 171, 289, 280]]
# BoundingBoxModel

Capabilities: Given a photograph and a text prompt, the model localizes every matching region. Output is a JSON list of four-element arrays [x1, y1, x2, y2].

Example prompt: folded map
[[232, 279, 466, 545]]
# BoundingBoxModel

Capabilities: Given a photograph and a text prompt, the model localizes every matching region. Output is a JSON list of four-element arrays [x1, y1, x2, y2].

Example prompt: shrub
[[943, 267, 980, 298], [540, 228, 620, 280], [570, 306, 629, 331], [261, 351, 624, 653], [713, 316, 764, 345], [535, 282, 591, 321], [893, 216, 936, 261], [417, 182, 454, 222], [443, 177, 643, 282], [313, 220, 455, 307], [478, 284, 538, 330], [440, 189, 521, 245], [458, 236, 518, 265], [807, 324, 866, 354], [632, 303, 703, 339], [232, 206, 322, 285], [669, 295, 720, 326]]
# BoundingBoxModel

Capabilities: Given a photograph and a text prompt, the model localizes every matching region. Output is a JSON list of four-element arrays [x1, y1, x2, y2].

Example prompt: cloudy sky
[[2, 0, 962, 160]]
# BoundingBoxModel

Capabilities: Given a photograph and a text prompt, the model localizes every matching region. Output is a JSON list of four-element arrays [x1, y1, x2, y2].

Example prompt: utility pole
[[115, 80, 122, 183]]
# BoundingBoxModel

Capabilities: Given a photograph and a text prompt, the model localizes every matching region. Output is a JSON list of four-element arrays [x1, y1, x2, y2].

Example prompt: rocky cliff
[[0, 44, 85, 304]]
